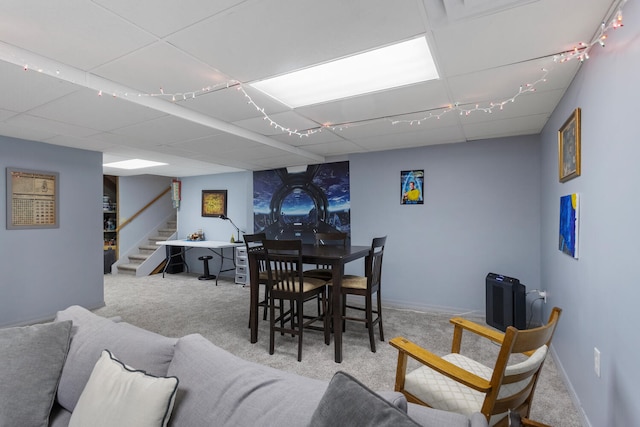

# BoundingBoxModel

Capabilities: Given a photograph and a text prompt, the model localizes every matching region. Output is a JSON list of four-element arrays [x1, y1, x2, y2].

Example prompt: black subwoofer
[[485, 272, 526, 331]]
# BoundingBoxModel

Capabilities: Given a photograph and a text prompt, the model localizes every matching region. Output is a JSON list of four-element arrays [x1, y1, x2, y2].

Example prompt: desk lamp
[[218, 214, 243, 243]]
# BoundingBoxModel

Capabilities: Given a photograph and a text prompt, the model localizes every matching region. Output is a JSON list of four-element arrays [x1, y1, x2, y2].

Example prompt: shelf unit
[[235, 246, 249, 285], [103, 175, 118, 255], [103, 210, 117, 250]]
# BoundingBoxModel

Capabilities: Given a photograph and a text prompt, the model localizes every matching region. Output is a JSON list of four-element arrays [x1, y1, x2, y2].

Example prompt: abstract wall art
[[559, 193, 580, 259]]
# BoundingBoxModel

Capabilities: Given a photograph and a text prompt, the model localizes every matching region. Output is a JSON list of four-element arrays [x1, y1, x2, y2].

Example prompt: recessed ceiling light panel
[[103, 159, 168, 170], [250, 37, 439, 108]]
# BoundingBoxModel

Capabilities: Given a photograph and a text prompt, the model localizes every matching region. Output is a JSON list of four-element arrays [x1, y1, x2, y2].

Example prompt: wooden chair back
[[244, 233, 268, 282], [311, 232, 347, 271], [481, 307, 562, 422], [314, 232, 348, 246], [365, 236, 386, 292], [263, 239, 304, 293]]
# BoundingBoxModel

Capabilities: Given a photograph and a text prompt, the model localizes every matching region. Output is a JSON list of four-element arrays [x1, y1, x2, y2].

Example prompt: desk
[[157, 240, 242, 285], [248, 243, 370, 363]]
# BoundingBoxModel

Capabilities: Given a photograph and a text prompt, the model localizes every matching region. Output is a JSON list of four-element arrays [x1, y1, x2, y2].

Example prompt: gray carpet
[[96, 272, 581, 426]]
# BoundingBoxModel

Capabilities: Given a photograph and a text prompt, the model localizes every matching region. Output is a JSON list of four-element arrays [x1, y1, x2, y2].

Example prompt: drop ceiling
[[0, 0, 622, 176]]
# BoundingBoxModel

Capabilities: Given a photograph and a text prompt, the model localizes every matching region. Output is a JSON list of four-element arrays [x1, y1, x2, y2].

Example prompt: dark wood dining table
[[248, 243, 371, 363]]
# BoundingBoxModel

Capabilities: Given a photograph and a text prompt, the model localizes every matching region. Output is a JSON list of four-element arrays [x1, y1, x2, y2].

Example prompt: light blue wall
[[117, 174, 174, 257], [176, 135, 541, 314], [349, 136, 541, 313], [177, 171, 253, 275], [540, 1, 639, 425], [0, 136, 104, 326]]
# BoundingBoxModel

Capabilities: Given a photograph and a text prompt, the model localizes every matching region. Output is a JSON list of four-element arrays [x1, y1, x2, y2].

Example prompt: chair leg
[[297, 299, 303, 362], [341, 294, 347, 332], [316, 294, 321, 319], [377, 290, 384, 342], [269, 297, 276, 355], [263, 285, 269, 320], [290, 300, 296, 337], [280, 299, 287, 336], [366, 295, 376, 353], [322, 290, 330, 345]]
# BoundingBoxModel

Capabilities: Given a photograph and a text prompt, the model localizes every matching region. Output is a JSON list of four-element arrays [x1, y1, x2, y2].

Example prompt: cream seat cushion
[[403, 345, 547, 426], [327, 274, 367, 289], [272, 276, 326, 292]]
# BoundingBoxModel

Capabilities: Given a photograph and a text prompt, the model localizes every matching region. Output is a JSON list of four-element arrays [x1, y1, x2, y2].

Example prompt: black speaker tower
[[485, 272, 526, 331]]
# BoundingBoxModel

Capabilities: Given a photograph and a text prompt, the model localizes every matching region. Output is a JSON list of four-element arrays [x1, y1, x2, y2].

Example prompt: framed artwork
[[202, 190, 227, 217], [559, 193, 580, 259], [6, 168, 59, 229], [252, 161, 350, 244], [558, 108, 581, 182], [401, 170, 424, 205]]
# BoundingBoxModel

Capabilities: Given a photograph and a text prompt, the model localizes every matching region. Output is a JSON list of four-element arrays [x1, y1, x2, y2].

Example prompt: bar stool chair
[[244, 233, 270, 322], [327, 236, 387, 352], [198, 255, 216, 281], [263, 239, 329, 362]]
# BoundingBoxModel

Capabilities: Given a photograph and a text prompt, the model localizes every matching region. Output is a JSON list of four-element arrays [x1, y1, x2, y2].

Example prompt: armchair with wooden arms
[[390, 307, 562, 427]]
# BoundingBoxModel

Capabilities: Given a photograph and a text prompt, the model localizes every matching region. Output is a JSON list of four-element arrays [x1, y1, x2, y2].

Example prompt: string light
[[18, 0, 627, 137], [554, 0, 626, 63], [391, 68, 549, 126]]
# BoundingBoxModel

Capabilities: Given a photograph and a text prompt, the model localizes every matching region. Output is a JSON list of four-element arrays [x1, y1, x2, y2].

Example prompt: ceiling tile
[[93, 41, 232, 95], [27, 89, 165, 132], [92, 0, 247, 38], [0, 0, 156, 69], [0, 62, 81, 113], [167, 0, 427, 82]]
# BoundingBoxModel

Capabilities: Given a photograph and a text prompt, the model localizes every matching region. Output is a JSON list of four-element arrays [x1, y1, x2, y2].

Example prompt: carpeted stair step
[[113, 217, 176, 276], [128, 253, 150, 265], [117, 264, 138, 275], [139, 244, 159, 255], [157, 227, 175, 238]]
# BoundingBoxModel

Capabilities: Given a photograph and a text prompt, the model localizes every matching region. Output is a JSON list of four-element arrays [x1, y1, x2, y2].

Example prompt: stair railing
[[116, 186, 171, 233]]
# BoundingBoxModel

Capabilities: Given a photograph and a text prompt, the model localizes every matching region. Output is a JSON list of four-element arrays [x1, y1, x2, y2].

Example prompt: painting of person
[[401, 170, 424, 205]]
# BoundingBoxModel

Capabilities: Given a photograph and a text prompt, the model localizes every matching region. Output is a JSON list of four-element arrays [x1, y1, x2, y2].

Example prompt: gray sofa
[[1, 305, 488, 427]]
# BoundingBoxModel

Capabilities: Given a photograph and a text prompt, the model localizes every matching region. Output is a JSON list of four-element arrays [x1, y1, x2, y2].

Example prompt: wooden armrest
[[389, 337, 492, 393], [450, 317, 505, 345], [450, 318, 537, 357]]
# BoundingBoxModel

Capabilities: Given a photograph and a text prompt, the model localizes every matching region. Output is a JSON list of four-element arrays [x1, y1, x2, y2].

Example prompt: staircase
[[117, 218, 176, 276]]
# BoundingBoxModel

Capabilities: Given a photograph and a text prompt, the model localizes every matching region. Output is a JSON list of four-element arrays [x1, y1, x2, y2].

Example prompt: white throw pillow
[[69, 349, 178, 427]]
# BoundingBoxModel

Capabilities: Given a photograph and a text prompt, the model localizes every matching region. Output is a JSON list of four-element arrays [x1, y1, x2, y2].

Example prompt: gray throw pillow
[[55, 305, 177, 412], [0, 320, 72, 427], [309, 371, 420, 427]]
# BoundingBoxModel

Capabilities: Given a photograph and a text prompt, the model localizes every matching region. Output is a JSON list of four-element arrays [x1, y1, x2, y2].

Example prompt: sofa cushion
[[0, 320, 72, 427], [167, 334, 408, 427], [49, 403, 72, 427], [69, 350, 178, 427], [310, 371, 420, 427], [168, 333, 331, 427], [55, 305, 177, 412]]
